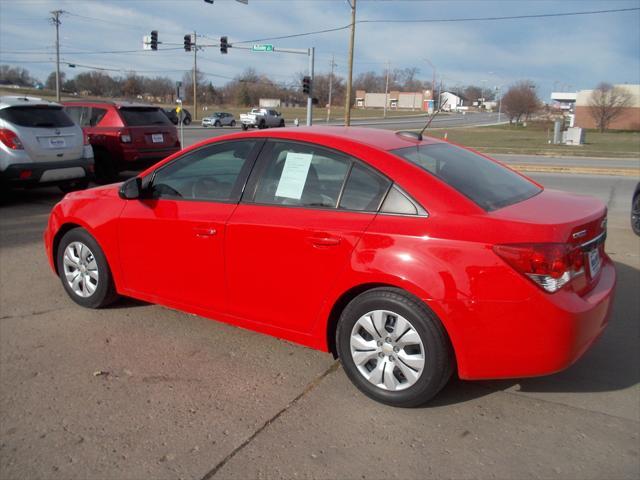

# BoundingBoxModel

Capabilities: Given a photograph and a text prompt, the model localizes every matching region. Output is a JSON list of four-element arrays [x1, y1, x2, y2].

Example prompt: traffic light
[[220, 36, 228, 54], [302, 76, 311, 95], [150, 30, 158, 51], [184, 34, 192, 52]]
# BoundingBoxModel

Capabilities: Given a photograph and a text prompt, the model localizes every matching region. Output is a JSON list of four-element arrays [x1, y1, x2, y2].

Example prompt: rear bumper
[[119, 146, 180, 165], [0, 158, 94, 187], [453, 258, 616, 380]]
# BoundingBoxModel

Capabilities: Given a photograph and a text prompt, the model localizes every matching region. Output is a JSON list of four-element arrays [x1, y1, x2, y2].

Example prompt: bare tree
[[501, 81, 540, 125], [588, 82, 633, 132]]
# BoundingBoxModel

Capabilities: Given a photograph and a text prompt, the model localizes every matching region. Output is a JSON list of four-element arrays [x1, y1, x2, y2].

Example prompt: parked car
[[202, 112, 236, 128], [632, 182, 640, 236], [0, 96, 94, 193], [44, 127, 615, 407], [163, 107, 192, 126], [64, 101, 180, 183], [239, 108, 285, 130]]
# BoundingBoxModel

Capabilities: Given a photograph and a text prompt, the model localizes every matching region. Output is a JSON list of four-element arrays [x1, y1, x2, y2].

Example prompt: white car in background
[[202, 112, 236, 128], [0, 96, 94, 192]]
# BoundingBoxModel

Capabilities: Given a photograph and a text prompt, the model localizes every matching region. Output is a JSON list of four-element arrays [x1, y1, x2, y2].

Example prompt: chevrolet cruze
[[44, 127, 615, 407]]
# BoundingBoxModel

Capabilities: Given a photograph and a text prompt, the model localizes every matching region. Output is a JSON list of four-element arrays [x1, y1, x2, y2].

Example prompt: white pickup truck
[[240, 108, 285, 130]]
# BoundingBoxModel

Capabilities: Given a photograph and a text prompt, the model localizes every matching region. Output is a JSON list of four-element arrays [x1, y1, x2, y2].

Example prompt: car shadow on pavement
[[430, 260, 639, 407]]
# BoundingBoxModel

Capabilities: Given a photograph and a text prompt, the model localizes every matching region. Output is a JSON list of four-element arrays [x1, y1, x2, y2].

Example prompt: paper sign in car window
[[275, 152, 313, 199]]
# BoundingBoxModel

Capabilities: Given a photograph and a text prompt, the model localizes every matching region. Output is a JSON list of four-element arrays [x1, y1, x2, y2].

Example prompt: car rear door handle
[[194, 226, 217, 237], [308, 235, 341, 247]]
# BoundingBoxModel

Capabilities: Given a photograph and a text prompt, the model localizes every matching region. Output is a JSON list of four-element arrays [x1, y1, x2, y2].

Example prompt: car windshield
[[0, 105, 74, 128], [119, 107, 171, 126], [392, 142, 541, 211]]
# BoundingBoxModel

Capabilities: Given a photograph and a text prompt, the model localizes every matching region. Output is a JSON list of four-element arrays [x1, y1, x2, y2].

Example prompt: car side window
[[339, 163, 391, 212], [253, 141, 351, 208], [380, 185, 427, 216], [150, 140, 257, 202], [64, 106, 85, 126], [89, 107, 107, 126]]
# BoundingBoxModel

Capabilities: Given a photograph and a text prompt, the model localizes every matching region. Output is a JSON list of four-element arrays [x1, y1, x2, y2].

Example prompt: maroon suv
[[63, 100, 180, 182]]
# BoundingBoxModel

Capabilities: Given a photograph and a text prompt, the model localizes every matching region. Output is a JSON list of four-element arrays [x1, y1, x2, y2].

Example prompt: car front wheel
[[230, 120, 236, 127], [56, 228, 119, 309], [632, 193, 640, 236], [336, 287, 453, 407]]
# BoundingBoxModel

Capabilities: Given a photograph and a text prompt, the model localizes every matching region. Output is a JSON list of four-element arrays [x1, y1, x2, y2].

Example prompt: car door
[[117, 139, 263, 312], [225, 139, 392, 334]]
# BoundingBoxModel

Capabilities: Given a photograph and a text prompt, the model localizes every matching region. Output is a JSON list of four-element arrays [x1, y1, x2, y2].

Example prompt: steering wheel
[[191, 177, 221, 199]]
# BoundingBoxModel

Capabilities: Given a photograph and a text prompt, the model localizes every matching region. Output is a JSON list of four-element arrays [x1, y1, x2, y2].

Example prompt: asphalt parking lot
[[1, 172, 639, 480]]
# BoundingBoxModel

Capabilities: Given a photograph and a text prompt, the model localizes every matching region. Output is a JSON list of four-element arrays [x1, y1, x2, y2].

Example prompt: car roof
[[62, 99, 157, 108], [0, 96, 62, 110], [235, 126, 444, 152]]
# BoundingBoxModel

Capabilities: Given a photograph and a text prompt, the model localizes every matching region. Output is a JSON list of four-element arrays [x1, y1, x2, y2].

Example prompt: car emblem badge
[[572, 229, 587, 239]]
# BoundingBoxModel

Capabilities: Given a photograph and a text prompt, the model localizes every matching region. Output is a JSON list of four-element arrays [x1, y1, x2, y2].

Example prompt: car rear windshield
[[392, 143, 541, 211], [119, 107, 171, 126], [0, 106, 74, 128]]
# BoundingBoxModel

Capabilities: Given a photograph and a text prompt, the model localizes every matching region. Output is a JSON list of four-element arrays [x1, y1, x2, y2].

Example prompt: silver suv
[[0, 96, 94, 192]]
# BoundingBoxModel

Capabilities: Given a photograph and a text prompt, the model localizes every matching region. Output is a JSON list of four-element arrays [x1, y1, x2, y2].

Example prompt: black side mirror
[[119, 176, 142, 200]]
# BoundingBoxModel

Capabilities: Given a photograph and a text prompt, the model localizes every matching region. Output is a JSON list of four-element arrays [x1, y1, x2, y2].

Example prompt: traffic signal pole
[[306, 47, 314, 126], [192, 31, 198, 122]]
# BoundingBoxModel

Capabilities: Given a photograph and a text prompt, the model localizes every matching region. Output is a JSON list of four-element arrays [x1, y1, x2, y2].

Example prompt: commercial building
[[574, 84, 640, 131], [355, 90, 434, 112]]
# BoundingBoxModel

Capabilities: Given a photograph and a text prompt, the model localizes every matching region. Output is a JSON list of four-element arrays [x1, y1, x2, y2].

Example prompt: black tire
[[632, 193, 640, 236], [214, 120, 221, 128], [258, 119, 266, 129], [241, 124, 248, 131], [183, 116, 191, 126], [59, 179, 90, 193], [336, 287, 453, 407], [230, 120, 236, 127], [56, 228, 119, 309], [94, 149, 117, 185], [279, 119, 285, 127]]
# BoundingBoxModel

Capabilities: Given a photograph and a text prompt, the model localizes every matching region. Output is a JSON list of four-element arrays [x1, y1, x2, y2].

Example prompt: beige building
[[574, 84, 640, 131], [355, 90, 434, 111]]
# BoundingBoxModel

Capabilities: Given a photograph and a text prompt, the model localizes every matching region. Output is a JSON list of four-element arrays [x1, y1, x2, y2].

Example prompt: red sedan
[[44, 127, 615, 407]]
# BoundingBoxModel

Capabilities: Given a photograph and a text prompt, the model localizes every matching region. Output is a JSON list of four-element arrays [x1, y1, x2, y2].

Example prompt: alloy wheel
[[63, 241, 99, 297]]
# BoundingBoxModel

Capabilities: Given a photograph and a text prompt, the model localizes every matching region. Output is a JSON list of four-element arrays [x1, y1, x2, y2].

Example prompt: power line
[[234, 6, 640, 44]]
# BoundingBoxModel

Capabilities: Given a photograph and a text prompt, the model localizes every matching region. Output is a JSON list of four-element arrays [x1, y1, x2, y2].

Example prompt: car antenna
[[396, 107, 441, 142]]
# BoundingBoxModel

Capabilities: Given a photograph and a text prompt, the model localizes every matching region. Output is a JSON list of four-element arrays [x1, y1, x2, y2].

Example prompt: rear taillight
[[0, 129, 24, 150], [493, 243, 584, 293], [83, 132, 90, 145]]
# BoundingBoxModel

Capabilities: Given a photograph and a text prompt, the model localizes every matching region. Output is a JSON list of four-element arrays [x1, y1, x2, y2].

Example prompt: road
[[179, 111, 502, 146], [1, 173, 638, 480]]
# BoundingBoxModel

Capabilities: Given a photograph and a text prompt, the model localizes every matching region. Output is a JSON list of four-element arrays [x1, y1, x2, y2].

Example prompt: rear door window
[[0, 106, 74, 128], [119, 107, 171, 126], [392, 143, 541, 211], [253, 141, 351, 208]]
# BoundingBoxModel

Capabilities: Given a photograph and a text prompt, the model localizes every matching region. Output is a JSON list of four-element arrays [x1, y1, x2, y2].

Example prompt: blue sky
[[1, 0, 639, 100]]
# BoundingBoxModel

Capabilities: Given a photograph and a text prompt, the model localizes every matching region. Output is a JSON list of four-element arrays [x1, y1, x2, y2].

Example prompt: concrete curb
[[509, 164, 640, 177]]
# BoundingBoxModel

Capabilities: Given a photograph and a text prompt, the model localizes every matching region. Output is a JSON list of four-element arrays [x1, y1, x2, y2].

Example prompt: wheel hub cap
[[63, 241, 99, 298], [349, 310, 426, 392]]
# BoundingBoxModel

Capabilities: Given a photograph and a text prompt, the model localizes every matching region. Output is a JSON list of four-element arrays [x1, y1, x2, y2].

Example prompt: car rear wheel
[[59, 179, 89, 193], [183, 117, 191, 126], [230, 120, 236, 127], [632, 193, 640, 236], [94, 150, 117, 185], [336, 287, 453, 407], [56, 228, 119, 309]]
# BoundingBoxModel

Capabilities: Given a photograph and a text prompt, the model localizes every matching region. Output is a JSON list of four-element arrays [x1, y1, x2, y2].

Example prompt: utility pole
[[307, 47, 315, 126], [50, 10, 64, 102], [192, 31, 198, 121], [327, 54, 336, 123], [344, 0, 356, 126], [383, 61, 390, 118]]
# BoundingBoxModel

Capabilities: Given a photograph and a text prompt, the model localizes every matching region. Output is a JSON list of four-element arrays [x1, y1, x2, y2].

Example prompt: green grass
[[423, 122, 640, 158]]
